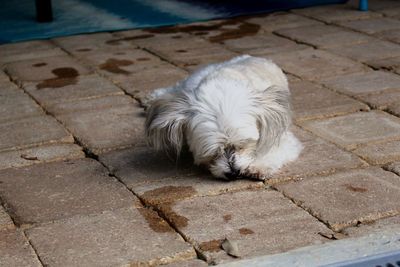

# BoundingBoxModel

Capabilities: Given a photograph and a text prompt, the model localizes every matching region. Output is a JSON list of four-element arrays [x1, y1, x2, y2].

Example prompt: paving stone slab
[[79, 48, 164, 77], [322, 70, 400, 96], [300, 111, 400, 150], [356, 90, 400, 109], [0, 115, 73, 152], [0, 229, 42, 267], [0, 85, 44, 123], [342, 216, 400, 237], [245, 12, 322, 32], [162, 259, 208, 267], [0, 70, 9, 81], [0, 206, 14, 230], [268, 127, 367, 183], [338, 17, 400, 34], [0, 40, 65, 64], [269, 49, 367, 81], [23, 74, 124, 106], [292, 4, 382, 23], [275, 24, 374, 48], [353, 140, 400, 165], [58, 105, 146, 153], [290, 80, 368, 121], [276, 167, 400, 231], [26, 207, 196, 267], [379, 7, 400, 19], [107, 64, 187, 103], [46, 95, 135, 115], [325, 39, 400, 62], [0, 158, 140, 224], [386, 162, 400, 176], [99, 146, 198, 187], [388, 102, 400, 117], [0, 143, 84, 170], [134, 175, 264, 207], [157, 189, 332, 263], [366, 56, 400, 74], [5, 55, 92, 83], [375, 28, 400, 44]]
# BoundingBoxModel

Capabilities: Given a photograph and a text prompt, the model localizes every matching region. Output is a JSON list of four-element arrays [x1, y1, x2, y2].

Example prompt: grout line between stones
[[21, 231, 45, 267]]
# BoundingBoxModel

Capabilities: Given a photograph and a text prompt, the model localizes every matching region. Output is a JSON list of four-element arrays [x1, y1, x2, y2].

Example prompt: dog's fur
[[145, 55, 302, 180]]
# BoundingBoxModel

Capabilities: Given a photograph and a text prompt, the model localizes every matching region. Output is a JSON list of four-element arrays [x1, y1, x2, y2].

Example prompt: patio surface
[[1, 0, 400, 266]]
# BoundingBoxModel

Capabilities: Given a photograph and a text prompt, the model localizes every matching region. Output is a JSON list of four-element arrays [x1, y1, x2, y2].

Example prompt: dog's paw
[[242, 167, 271, 181]]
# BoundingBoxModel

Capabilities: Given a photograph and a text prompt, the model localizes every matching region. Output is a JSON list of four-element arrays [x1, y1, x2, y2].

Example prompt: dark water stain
[[199, 239, 224, 252], [142, 185, 197, 229], [145, 19, 260, 43], [33, 62, 47, 67], [239, 227, 254, 235], [105, 34, 155, 45], [137, 208, 173, 233], [223, 214, 232, 222], [36, 67, 79, 89], [136, 57, 150, 61], [76, 48, 92, 52], [344, 184, 368, 193], [99, 58, 133, 75]]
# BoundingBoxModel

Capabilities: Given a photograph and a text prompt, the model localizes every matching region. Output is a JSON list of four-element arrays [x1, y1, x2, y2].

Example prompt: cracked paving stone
[[0, 115, 73, 152], [291, 80, 368, 121], [0, 206, 14, 230], [26, 207, 196, 267], [388, 102, 400, 117], [300, 111, 400, 150], [0, 70, 9, 81], [325, 39, 400, 63], [0, 158, 140, 224], [23, 74, 124, 107], [269, 49, 367, 81], [342, 216, 400, 237], [356, 90, 400, 109], [386, 162, 400, 176], [267, 127, 366, 183], [58, 104, 146, 153], [157, 189, 332, 263], [353, 140, 400, 165], [321, 70, 400, 96], [276, 167, 400, 231], [0, 229, 42, 267], [375, 28, 400, 44], [99, 146, 198, 187], [337, 17, 400, 35], [275, 24, 374, 48], [292, 4, 382, 23], [0, 143, 84, 170], [5, 55, 92, 83], [0, 40, 65, 64], [366, 56, 400, 75]]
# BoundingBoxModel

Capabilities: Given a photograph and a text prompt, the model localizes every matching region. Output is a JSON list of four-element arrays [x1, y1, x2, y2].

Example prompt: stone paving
[[1, 0, 400, 266]]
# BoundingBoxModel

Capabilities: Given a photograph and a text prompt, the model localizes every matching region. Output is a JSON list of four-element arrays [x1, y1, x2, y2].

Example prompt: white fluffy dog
[[145, 55, 302, 180]]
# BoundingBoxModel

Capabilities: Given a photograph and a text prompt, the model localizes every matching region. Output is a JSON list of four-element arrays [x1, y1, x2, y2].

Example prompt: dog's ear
[[145, 93, 189, 157], [254, 85, 291, 153]]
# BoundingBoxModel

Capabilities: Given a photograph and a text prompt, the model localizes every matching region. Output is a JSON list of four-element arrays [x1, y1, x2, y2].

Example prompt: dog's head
[[145, 81, 291, 180]]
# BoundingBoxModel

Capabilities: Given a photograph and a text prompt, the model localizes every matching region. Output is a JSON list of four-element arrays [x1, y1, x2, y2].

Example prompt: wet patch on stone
[[36, 67, 79, 89], [137, 208, 173, 233], [105, 34, 155, 45], [344, 184, 368, 193], [99, 58, 133, 75], [239, 228, 254, 235], [33, 62, 47, 67], [198, 239, 224, 252]]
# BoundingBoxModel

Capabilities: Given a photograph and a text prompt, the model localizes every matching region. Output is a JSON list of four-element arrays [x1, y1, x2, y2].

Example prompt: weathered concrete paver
[[337, 17, 400, 34], [375, 28, 400, 44], [0, 40, 65, 64], [0, 158, 140, 224], [342, 216, 400, 237], [290, 80, 368, 121], [0, 115, 73, 152], [0, 206, 14, 230], [366, 56, 400, 75], [268, 127, 367, 183], [388, 102, 400, 117], [300, 111, 400, 150], [0, 143, 84, 170], [23, 74, 124, 107], [386, 162, 400, 176], [276, 167, 400, 231], [5, 55, 92, 83], [0, 230, 42, 267], [269, 49, 367, 81], [26, 207, 196, 267], [353, 140, 400, 165], [0, 70, 9, 81], [322, 70, 400, 96], [162, 259, 208, 267], [58, 105, 146, 153], [356, 90, 400, 109], [157, 189, 332, 263], [275, 24, 374, 48]]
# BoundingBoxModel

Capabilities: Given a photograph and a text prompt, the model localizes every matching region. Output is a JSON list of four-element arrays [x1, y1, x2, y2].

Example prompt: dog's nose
[[224, 169, 240, 180]]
